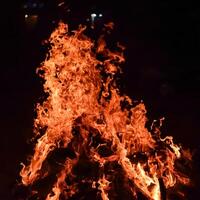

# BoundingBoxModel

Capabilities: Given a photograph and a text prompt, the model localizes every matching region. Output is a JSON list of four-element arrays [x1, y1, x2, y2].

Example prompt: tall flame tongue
[[20, 23, 189, 200]]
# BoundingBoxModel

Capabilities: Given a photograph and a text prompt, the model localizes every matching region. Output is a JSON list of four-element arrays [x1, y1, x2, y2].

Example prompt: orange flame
[[20, 22, 190, 200]]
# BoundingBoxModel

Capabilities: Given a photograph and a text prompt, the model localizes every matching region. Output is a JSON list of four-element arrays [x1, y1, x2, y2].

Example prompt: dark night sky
[[0, 0, 200, 199]]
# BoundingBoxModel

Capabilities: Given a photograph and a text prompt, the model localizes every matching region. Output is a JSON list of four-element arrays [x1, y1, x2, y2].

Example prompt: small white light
[[25, 14, 28, 18], [91, 13, 97, 18], [99, 14, 103, 17]]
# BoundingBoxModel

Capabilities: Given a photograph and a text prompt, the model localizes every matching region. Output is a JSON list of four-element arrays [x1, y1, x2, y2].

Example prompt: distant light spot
[[91, 13, 97, 18]]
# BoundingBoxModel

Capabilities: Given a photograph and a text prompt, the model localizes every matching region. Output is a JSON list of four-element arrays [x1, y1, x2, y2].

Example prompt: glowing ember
[[20, 23, 190, 200]]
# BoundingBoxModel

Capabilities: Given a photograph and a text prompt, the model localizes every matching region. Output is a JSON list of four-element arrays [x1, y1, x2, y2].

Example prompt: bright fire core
[[20, 23, 190, 200]]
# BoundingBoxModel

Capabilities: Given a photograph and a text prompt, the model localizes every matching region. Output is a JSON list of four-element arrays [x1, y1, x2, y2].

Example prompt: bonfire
[[20, 23, 190, 200]]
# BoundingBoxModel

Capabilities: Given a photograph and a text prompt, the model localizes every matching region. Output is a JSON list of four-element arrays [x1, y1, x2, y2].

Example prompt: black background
[[0, 0, 200, 199]]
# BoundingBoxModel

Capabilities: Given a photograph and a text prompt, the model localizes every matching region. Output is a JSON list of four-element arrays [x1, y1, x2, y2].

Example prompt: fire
[[20, 22, 190, 200]]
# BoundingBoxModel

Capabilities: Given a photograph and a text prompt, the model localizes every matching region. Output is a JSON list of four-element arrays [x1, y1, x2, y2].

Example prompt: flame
[[20, 22, 190, 200]]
